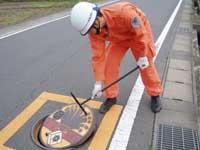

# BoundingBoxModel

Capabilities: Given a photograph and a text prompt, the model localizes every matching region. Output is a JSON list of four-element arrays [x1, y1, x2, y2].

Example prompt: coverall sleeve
[[88, 33, 106, 81], [126, 13, 150, 58]]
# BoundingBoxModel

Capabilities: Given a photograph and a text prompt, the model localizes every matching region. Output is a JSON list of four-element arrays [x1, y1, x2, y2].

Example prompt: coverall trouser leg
[[130, 17, 163, 96], [104, 43, 129, 98], [131, 48, 163, 96], [104, 42, 163, 98], [104, 18, 162, 98]]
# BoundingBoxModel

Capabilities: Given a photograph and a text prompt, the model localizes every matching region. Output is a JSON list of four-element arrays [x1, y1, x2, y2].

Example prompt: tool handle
[[81, 66, 139, 105], [100, 66, 139, 93], [71, 92, 87, 115]]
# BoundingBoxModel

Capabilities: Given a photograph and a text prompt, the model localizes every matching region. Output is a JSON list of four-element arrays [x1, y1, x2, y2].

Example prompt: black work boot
[[151, 95, 162, 113], [99, 97, 117, 114]]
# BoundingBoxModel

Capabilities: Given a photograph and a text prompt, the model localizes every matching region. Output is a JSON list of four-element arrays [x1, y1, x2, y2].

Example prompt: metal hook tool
[[70, 66, 139, 115]]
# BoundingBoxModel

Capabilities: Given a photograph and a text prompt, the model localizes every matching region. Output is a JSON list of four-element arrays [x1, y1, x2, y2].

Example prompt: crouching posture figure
[[70, 1, 163, 114]]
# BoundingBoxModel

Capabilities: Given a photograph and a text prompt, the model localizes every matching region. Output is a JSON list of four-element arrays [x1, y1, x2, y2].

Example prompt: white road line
[[0, 0, 120, 40], [109, 0, 183, 149], [0, 15, 69, 40], [0, 1, 182, 148]]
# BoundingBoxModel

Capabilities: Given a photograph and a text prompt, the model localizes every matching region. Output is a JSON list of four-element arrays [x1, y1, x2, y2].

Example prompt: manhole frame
[[31, 104, 97, 150]]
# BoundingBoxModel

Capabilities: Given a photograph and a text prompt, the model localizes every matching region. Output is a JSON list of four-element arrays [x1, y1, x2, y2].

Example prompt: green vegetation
[[148, 144, 152, 150], [0, 0, 99, 28], [0, 0, 78, 2]]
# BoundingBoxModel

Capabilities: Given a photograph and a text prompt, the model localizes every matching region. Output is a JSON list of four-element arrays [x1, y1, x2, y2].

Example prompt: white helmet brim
[[80, 8, 97, 35], [70, 2, 99, 36]]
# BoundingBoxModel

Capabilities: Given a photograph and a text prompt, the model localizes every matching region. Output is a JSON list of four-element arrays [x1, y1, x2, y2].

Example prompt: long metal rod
[[81, 66, 139, 105], [101, 66, 139, 92], [71, 92, 87, 115]]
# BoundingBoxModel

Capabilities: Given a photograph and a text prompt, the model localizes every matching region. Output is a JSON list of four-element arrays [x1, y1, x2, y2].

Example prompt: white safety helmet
[[70, 2, 99, 36]]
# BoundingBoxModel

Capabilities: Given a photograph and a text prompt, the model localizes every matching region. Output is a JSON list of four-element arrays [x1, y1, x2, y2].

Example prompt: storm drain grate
[[156, 124, 200, 150]]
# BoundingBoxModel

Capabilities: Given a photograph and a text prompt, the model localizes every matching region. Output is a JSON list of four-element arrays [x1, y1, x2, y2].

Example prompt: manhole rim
[[31, 104, 97, 150]]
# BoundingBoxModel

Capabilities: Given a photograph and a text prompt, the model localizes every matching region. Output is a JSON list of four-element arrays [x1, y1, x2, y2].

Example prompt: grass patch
[[0, 0, 99, 28], [148, 144, 152, 150], [31, 1, 71, 8]]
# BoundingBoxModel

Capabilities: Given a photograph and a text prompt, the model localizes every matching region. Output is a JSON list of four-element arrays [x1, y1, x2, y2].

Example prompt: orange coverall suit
[[89, 2, 163, 98]]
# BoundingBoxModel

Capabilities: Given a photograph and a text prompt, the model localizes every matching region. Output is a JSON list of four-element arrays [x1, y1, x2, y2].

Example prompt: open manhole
[[31, 104, 97, 149]]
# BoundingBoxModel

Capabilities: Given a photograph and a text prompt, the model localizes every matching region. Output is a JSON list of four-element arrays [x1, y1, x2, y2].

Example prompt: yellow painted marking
[[0, 145, 14, 150], [0, 92, 122, 150], [88, 105, 122, 150], [39, 91, 74, 103], [0, 94, 47, 144], [44, 92, 101, 109]]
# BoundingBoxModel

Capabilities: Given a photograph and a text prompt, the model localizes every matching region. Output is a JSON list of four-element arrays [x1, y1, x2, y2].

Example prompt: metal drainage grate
[[156, 124, 200, 150]]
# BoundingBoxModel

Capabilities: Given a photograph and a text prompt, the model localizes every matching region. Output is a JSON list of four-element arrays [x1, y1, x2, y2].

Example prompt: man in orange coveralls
[[70, 1, 163, 114]]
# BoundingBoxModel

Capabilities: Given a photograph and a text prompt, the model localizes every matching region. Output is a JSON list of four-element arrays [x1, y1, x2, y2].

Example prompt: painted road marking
[[0, 15, 69, 40], [109, 0, 183, 149], [0, 91, 122, 150], [0, 0, 183, 150]]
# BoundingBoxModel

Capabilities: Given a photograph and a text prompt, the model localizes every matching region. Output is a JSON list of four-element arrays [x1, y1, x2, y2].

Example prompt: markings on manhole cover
[[0, 92, 123, 150]]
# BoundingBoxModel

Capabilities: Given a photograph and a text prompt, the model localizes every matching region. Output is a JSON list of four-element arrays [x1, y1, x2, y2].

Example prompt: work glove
[[137, 56, 149, 70], [91, 81, 103, 99]]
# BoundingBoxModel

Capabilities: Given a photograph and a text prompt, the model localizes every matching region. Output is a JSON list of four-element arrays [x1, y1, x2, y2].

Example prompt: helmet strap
[[94, 24, 100, 35]]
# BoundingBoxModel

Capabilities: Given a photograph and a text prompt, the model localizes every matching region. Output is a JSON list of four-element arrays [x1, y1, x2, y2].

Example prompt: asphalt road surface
[[0, 0, 182, 149]]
